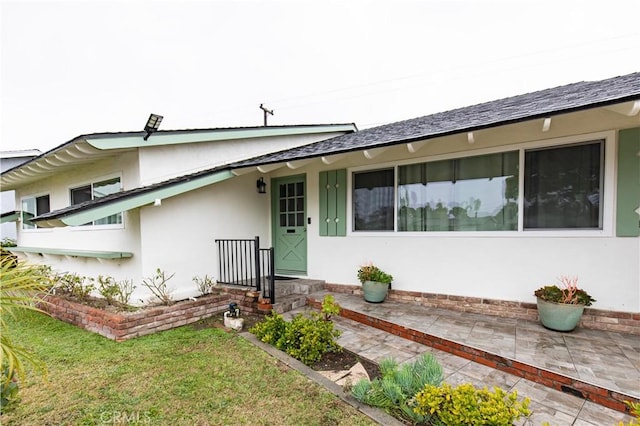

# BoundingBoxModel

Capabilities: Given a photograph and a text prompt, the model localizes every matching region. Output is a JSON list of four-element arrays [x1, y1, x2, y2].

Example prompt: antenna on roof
[[259, 104, 274, 126]]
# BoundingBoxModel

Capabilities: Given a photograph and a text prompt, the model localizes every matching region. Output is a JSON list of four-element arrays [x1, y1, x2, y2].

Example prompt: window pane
[[296, 213, 304, 226], [280, 214, 286, 227], [353, 169, 394, 231], [71, 185, 92, 205], [295, 182, 304, 196], [93, 178, 122, 225], [524, 142, 602, 229], [287, 198, 295, 212], [398, 152, 519, 232], [36, 195, 50, 216], [21, 198, 36, 229], [93, 178, 120, 198]]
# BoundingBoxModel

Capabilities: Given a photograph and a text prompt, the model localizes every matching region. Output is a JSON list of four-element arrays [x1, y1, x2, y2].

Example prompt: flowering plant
[[534, 276, 595, 306], [357, 263, 393, 285]]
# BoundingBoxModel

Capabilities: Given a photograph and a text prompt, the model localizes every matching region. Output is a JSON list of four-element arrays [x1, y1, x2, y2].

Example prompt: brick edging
[[307, 295, 639, 415], [322, 284, 640, 335]]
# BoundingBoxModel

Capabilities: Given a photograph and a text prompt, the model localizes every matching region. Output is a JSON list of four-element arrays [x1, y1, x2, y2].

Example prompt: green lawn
[[3, 311, 376, 425]]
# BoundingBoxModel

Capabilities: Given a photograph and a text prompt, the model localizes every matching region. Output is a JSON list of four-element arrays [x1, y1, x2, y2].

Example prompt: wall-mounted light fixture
[[256, 177, 267, 194], [143, 113, 164, 140]]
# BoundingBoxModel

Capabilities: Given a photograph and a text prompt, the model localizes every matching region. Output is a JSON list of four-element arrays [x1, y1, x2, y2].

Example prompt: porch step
[[274, 278, 325, 298], [272, 294, 309, 314]]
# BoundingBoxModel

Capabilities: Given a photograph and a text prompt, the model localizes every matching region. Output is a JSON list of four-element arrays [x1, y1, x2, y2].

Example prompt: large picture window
[[350, 138, 606, 234], [353, 169, 394, 231], [398, 152, 519, 232], [21, 194, 50, 229], [70, 177, 122, 226], [524, 141, 603, 229]]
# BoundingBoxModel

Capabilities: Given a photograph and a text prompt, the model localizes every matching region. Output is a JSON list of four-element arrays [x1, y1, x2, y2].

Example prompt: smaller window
[[21, 194, 50, 229], [70, 177, 122, 226], [524, 141, 603, 230], [353, 168, 394, 231]]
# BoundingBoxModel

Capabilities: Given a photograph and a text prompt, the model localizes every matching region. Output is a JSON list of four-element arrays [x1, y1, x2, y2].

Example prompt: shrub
[[321, 294, 340, 321], [0, 257, 50, 413], [115, 279, 135, 306], [351, 353, 443, 424], [413, 382, 531, 425], [55, 273, 94, 301], [618, 401, 640, 426], [97, 275, 120, 305], [250, 311, 288, 346], [141, 268, 175, 305], [193, 275, 217, 296], [250, 310, 342, 365]]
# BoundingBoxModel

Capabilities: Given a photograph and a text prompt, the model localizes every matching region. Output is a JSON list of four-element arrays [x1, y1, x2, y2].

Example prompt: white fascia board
[[85, 125, 357, 150]]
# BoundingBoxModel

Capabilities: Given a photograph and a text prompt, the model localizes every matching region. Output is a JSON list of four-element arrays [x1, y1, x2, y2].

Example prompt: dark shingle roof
[[231, 72, 640, 167], [32, 72, 640, 224]]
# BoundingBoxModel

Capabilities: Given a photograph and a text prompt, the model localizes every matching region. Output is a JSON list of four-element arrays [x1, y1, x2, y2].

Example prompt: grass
[[3, 311, 376, 425]]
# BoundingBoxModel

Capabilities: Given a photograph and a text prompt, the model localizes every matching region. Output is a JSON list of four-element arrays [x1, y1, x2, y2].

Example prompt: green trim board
[[319, 169, 347, 236], [8, 246, 133, 259], [86, 125, 357, 150], [616, 127, 640, 237], [36, 170, 235, 227], [0, 211, 21, 224]]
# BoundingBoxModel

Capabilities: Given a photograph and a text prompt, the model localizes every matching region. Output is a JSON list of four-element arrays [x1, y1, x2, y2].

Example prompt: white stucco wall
[[138, 132, 348, 185], [269, 121, 640, 313], [12, 151, 143, 283], [136, 171, 270, 303]]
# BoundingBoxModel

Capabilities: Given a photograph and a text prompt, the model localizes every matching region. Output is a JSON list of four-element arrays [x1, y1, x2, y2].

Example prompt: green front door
[[272, 175, 307, 275]]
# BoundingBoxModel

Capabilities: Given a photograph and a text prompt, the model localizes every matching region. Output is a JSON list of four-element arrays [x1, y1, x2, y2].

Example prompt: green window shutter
[[616, 127, 640, 237], [319, 169, 347, 236]]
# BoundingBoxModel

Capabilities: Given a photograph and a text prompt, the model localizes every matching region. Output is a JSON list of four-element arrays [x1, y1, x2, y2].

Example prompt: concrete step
[[274, 278, 325, 297], [273, 294, 309, 314]]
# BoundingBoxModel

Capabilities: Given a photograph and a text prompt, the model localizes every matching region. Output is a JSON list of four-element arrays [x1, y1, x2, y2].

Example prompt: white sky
[[1, 0, 639, 153]]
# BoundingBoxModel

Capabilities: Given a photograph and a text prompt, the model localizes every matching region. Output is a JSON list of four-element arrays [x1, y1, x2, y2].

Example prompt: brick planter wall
[[41, 293, 231, 342], [323, 283, 640, 335]]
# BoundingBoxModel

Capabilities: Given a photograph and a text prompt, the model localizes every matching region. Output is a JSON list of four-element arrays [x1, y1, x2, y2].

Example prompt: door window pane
[[524, 142, 603, 229], [353, 169, 394, 231], [398, 152, 519, 231]]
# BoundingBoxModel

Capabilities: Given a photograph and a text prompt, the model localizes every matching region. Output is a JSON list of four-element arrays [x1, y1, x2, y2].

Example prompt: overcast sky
[[1, 0, 639, 153]]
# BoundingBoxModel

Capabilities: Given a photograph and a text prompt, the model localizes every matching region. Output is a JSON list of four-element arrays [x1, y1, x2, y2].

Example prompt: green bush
[[97, 275, 120, 305], [351, 353, 443, 424], [321, 294, 340, 321], [250, 310, 342, 366], [413, 382, 530, 425]]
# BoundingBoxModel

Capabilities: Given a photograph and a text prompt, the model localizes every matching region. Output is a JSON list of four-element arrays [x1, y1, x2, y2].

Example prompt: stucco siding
[[137, 171, 270, 302]]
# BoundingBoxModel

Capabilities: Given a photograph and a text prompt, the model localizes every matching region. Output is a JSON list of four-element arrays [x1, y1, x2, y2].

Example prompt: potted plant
[[534, 276, 595, 332], [357, 263, 393, 303]]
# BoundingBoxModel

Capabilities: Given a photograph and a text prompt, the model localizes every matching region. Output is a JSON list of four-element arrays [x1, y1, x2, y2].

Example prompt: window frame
[[20, 193, 51, 231], [68, 175, 124, 229], [347, 131, 615, 237]]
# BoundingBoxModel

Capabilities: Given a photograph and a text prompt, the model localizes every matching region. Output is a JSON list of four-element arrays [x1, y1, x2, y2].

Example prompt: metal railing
[[214, 236, 275, 303]]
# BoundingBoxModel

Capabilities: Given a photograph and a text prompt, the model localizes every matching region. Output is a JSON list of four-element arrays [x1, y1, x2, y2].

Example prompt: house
[[0, 124, 356, 303], [1, 150, 42, 241], [2, 72, 638, 320]]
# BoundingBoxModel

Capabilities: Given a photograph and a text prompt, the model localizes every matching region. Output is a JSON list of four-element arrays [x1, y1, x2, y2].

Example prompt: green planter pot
[[362, 280, 389, 303], [536, 297, 586, 332]]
